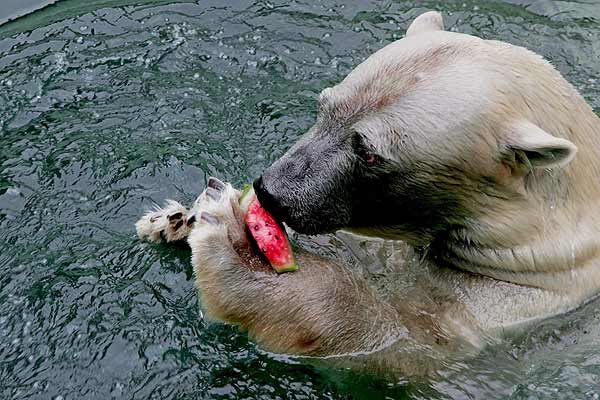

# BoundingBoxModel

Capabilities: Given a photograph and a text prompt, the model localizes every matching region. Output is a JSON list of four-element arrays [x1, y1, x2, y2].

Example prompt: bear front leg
[[188, 179, 410, 357]]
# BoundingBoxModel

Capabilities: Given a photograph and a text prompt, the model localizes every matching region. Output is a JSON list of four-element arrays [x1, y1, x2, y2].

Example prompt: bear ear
[[406, 11, 444, 37], [503, 120, 577, 172]]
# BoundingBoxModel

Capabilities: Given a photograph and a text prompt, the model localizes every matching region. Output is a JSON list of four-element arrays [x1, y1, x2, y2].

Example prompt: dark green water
[[1, 1, 599, 399]]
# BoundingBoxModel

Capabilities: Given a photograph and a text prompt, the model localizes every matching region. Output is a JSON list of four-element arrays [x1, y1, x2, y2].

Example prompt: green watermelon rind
[[272, 262, 298, 274], [238, 184, 255, 213], [240, 183, 253, 201]]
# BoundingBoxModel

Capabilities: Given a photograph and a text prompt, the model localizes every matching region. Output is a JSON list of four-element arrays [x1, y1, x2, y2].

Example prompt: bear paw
[[136, 200, 194, 243]]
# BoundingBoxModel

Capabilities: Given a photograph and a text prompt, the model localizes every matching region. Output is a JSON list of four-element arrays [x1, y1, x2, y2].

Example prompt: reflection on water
[[0, 0, 599, 399]]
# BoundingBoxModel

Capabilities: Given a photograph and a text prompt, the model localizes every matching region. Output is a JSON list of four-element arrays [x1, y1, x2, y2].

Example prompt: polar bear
[[136, 12, 600, 376]]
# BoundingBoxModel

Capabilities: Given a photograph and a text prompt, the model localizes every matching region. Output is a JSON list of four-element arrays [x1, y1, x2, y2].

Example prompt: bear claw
[[200, 212, 219, 225], [205, 187, 221, 201], [207, 177, 226, 192]]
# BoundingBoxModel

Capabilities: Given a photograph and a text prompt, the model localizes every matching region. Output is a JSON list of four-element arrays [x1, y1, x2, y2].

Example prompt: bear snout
[[253, 175, 287, 222]]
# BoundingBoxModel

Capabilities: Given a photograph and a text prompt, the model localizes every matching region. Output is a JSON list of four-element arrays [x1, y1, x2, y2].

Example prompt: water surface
[[1, 0, 599, 399]]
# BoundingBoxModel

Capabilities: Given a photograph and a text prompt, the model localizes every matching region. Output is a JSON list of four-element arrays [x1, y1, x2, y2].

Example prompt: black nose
[[253, 176, 282, 217]]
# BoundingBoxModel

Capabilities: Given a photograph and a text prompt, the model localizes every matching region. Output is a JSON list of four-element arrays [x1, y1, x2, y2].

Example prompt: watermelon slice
[[239, 186, 298, 273]]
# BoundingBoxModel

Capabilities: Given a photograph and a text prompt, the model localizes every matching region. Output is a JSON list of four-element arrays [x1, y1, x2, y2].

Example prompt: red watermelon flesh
[[243, 194, 298, 273]]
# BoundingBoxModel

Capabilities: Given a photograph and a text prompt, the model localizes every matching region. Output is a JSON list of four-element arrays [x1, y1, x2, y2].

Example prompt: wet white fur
[[135, 11, 600, 372]]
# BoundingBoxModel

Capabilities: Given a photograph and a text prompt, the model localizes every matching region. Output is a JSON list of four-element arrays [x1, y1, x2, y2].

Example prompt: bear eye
[[353, 134, 381, 167], [364, 152, 380, 167]]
